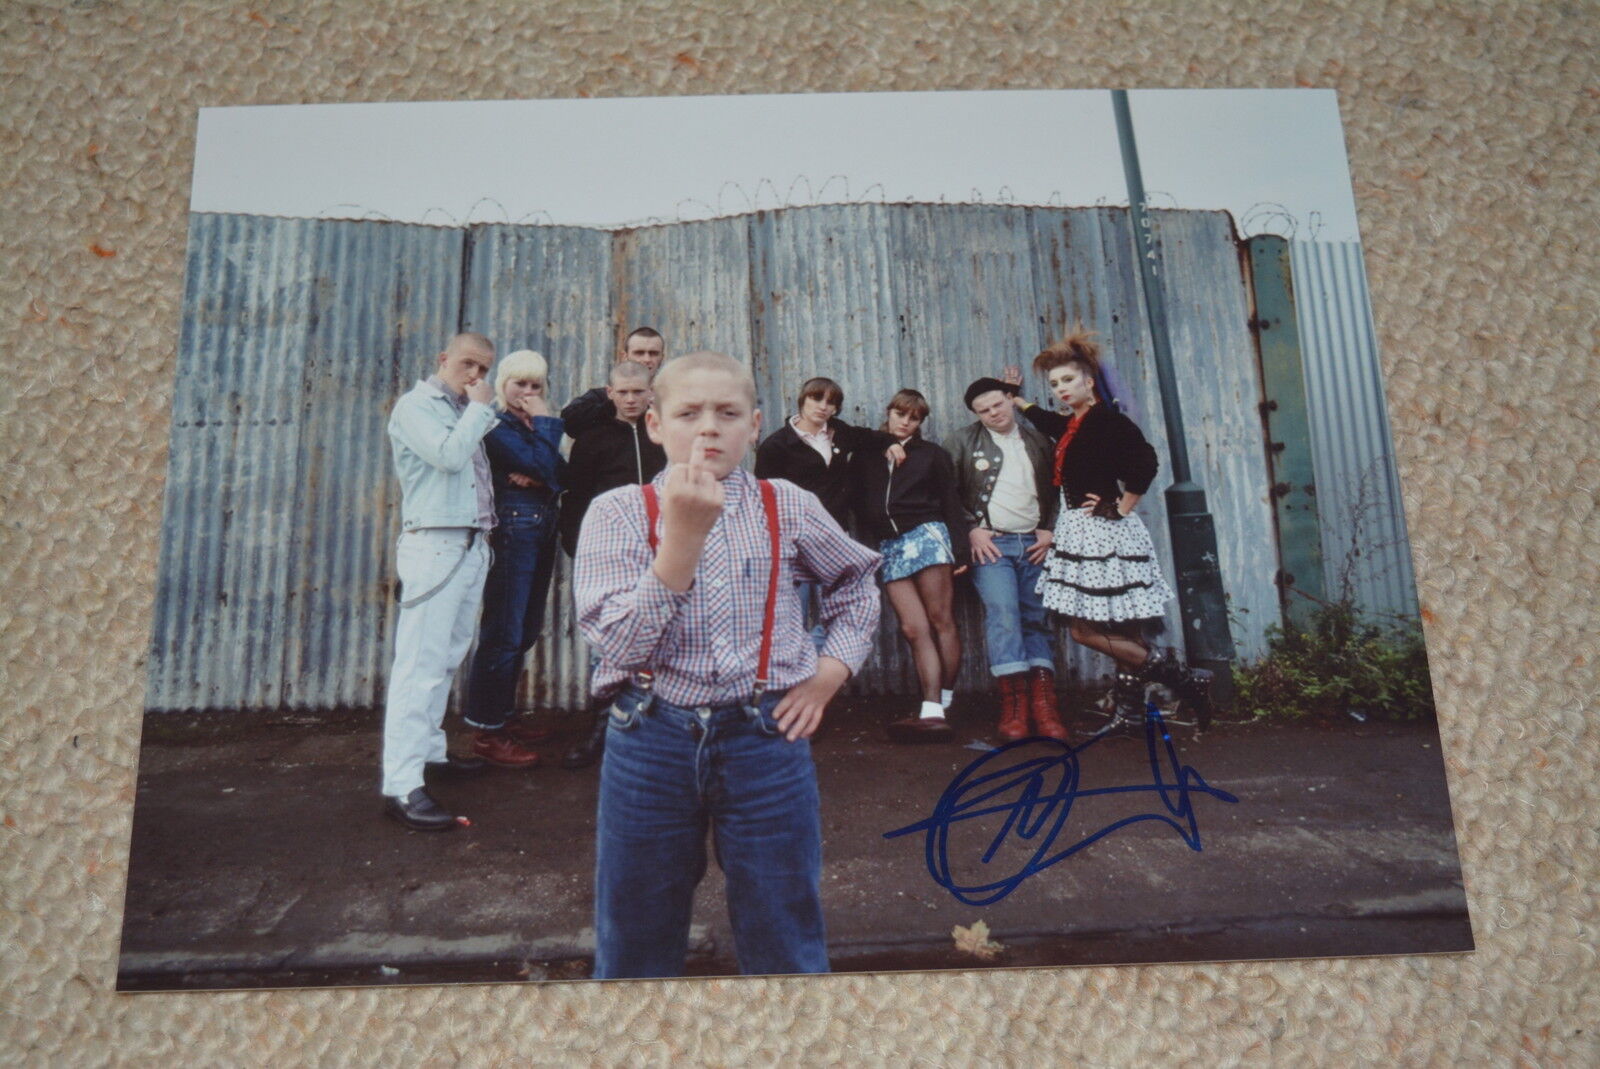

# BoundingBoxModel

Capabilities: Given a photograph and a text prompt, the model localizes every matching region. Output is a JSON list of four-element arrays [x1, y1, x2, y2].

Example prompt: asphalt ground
[[116, 692, 1473, 991]]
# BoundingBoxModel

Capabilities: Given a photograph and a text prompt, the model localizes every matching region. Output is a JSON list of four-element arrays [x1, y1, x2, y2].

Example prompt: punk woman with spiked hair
[[1009, 331, 1210, 735]]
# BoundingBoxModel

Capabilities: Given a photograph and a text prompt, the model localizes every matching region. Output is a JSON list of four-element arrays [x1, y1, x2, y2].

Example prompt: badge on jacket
[[975, 458, 991, 471]]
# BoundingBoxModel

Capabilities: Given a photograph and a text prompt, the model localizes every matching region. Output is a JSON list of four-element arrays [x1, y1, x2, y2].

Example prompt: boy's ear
[[750, 408, 762, 446], [644, 407, 663, 445]]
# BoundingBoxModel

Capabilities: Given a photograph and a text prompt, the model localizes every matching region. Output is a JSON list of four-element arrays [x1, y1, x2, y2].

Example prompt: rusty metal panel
[[147, 214, 464, 712], [461, 224, 615, 711], [150, 205, 1280, 713], [1145, 209, 1281, 660], [613, 217, 754, 360], [1290, 240, 1420, 621], [1247, 234, 1326, 624], [282, 219, 466, 709]]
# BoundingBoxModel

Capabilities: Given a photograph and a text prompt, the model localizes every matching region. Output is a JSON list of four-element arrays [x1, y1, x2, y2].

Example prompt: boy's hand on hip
[[773, 656, 849, 741]]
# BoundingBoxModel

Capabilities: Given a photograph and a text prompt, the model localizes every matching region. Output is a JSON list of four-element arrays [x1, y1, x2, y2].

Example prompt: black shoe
[[559, 712, 607, 769], [1184, 668, 1214, 733], [886, 716, 956, 744], [383, 787, 460, 831], [425, 753, 488, 779]]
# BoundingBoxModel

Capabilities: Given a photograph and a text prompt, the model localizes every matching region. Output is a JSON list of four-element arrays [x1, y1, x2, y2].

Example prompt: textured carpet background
[[2, 1, 1596, 1064]]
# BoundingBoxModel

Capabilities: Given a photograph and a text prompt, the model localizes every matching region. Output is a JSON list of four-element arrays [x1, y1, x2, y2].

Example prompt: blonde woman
[[462, 349, 567, 767]]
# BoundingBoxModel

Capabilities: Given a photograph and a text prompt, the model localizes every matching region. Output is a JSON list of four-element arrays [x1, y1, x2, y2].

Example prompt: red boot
[[1028, 667, 1069, 741], [997, 674, 1029, 741]]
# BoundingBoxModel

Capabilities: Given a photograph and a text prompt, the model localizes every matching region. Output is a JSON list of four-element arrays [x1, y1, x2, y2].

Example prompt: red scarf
[[1051, 403, 1093, 487]]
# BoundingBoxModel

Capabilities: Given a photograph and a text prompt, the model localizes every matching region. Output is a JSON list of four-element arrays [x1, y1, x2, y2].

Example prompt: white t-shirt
[[985, 425, 1040, 533]]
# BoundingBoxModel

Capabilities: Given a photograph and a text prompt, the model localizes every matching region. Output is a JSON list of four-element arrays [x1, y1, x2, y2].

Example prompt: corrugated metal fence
[[1290, 240, 1420, 621], [148, 204, 1288, 714]]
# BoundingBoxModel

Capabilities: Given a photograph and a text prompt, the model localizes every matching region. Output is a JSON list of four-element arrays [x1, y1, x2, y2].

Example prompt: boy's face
[[971, 390, 1017, 434], [607, 378, 652, 422], [645, 368, 761, 480]]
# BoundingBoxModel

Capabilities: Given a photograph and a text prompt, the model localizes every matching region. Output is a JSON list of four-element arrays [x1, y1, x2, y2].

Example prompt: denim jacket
[[387, 379, 498, 531], [485, 410, 566, 510]]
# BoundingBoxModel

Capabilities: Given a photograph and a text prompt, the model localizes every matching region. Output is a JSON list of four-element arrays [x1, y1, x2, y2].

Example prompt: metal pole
[[1110, 90, 1238, 709]]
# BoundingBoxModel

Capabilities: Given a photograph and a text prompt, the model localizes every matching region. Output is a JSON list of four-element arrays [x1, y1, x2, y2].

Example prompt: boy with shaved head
[[573, 351, 882, 978]]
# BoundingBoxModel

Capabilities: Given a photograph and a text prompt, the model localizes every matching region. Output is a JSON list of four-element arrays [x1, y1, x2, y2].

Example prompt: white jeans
[[381, 528, 490, 797]]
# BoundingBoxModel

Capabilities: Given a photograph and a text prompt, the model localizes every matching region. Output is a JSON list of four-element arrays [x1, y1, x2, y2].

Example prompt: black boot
[[560, 707, 608, 769], [1141, 649, 1213, 732], [1085, 672, 1146, 739]]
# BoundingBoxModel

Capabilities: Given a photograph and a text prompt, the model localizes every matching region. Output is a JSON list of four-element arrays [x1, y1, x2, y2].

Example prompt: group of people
[[378, 324, 1209, 979]]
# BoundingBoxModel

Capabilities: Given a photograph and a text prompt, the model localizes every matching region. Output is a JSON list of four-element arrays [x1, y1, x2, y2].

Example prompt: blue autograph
[[883, 705, 1238, 905]]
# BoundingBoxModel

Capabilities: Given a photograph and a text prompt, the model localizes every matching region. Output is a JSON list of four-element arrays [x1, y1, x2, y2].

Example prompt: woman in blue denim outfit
[[463, 349, 567, 767]]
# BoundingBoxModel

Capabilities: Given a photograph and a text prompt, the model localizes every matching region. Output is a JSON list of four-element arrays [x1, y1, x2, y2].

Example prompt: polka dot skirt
[[1038, 507, 1174, 622]]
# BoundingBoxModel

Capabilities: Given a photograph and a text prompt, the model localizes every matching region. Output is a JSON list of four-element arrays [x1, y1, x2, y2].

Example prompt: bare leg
[[885, 578, 941, 703], [912, 564, 961, 690], [1068, 618, 1149, 672]]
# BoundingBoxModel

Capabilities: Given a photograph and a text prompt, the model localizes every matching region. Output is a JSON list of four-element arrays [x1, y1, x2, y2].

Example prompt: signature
[[883, 705, 1238, 906]]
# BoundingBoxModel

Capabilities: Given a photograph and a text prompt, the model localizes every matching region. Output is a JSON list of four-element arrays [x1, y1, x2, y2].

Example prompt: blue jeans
[[794, 580, 828, 651], [969, 531, 1055, 676], [594, 686, 828, 979], [464, 499, 558, 729]]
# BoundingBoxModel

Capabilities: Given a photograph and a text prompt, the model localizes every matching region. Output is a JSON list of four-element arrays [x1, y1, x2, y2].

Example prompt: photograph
[[116, 88, 1471, 991]]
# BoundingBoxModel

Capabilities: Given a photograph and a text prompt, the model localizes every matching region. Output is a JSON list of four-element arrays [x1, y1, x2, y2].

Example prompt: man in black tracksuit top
[[556, 359, 666, 767], [559, 326, 665, 438]]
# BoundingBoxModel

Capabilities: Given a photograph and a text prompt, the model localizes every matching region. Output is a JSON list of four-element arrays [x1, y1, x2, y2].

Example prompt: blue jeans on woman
[[969, 531, 1056, 676], [593, 686, 828, 979], [464, 497, 559, 730]]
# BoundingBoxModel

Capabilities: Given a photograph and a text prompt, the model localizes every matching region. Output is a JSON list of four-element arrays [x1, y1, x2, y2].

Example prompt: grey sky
[[192, 89, 1358, 242]]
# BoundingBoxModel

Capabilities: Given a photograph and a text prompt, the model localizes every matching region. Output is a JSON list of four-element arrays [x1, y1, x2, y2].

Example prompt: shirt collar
[[423, 375, 466, 409], [789, 415, 833, 442]]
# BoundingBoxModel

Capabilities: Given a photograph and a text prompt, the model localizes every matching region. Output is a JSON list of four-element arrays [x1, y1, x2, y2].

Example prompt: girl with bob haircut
[[462, 348, 568, 767], [755, 375, 902, 646], [849, 389, 971, 743], [1011, 329, 1211, 735]]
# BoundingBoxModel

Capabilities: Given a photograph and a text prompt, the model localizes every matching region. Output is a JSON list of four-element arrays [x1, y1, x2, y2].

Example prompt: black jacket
[[558, 417, 667, 556], [848, 437, 971, 564], [560, 385, 617, 440], [942, 419, 1059, 533], [1020, 402, 1158, 517], [753, 418, 892, 529]]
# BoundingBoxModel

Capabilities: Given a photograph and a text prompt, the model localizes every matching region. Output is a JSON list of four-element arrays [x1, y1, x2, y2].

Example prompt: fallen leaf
[[90, 243, 116, 258], [952, 920, 1003, 960]]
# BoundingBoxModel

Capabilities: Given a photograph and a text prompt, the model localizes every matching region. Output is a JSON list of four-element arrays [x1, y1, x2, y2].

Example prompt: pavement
[[116, 693, 1473, 990]]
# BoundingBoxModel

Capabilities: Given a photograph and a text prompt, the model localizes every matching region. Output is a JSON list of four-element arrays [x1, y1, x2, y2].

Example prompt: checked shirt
[[573, 466, 882, 708]]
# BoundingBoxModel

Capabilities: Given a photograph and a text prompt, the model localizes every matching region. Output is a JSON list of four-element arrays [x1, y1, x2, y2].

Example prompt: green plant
[[1232, 598, 1435, 721]]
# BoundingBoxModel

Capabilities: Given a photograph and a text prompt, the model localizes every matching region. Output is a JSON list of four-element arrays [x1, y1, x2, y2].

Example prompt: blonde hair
[[649, 351, 758, 410], [494, 349, 551, 410]]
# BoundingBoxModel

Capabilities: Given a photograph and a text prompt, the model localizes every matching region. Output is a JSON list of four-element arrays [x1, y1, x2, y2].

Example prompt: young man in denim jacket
[[381, 332, 499, 831]]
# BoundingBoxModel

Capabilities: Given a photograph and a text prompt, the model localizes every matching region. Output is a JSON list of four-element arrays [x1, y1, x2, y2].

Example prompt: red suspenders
[[638, 479, 783, 702]]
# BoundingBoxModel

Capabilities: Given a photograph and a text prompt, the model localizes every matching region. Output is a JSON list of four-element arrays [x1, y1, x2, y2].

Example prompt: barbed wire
[[299, 179, 1335, 241]]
